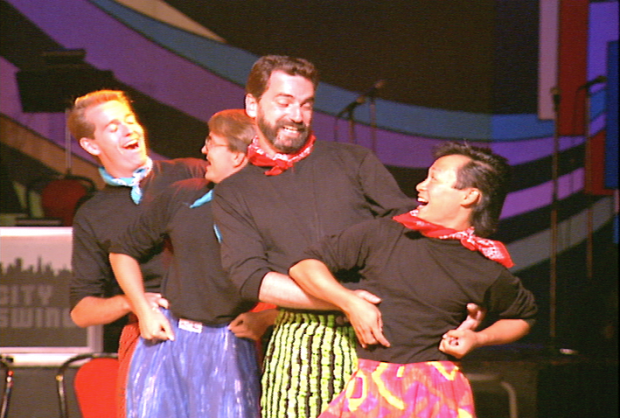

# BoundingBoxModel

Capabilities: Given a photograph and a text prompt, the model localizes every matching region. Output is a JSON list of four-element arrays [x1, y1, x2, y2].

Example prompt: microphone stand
[[346, 108, 356, 144], [579, 75, 606, 282], [335, 80, 385, 146], [336, 103, 361, 144], [584, 84, 594, 282], [549, 86, 560, 352], [369, 95, 378, 153]]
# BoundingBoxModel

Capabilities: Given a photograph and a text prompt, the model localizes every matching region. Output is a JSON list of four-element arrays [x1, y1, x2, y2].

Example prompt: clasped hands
[[343, 291, 485, 358]]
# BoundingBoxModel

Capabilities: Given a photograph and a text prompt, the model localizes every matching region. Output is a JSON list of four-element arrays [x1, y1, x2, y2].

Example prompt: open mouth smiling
[[122, 138, 141, 150]]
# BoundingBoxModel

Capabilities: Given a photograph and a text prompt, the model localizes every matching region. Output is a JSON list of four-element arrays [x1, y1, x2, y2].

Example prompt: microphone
[[578, 75, 607, 90], [359, 79, 386, 102], [336, 80, 386, 118]]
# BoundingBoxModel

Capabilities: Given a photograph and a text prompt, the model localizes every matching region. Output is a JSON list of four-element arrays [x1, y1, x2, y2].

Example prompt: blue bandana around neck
[[189, 189, 221, 242], [99, 158, 153, 204], [189, 189, 213, 208]]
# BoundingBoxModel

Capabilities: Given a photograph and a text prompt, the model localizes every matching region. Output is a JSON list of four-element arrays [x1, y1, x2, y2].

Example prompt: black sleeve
[[484, 269, 538, 327], [298, 220, 378, 280], [212, 185, 272, 300], [110, 187, 174, 260], [70, 209, 115, 308]]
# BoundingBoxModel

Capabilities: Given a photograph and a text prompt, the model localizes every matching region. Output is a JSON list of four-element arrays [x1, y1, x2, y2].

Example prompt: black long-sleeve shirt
[[110, 178, 255, 324], [212, 140, 416, 300], [70, 158, 206, 309], [300, 218, 538, 364]]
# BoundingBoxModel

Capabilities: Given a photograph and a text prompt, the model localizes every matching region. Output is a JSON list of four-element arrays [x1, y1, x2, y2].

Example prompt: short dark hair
[[434, 141, 511, 237], [246, 55, 319, 100], [67, 90, 133, 140], [208, 109, 255, 153]]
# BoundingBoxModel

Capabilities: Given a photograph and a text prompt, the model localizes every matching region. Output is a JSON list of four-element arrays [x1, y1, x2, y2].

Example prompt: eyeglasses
[[205, 136, 229, 150]]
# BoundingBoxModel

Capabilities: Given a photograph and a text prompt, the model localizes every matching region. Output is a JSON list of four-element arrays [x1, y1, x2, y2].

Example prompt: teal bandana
[[189, 189, 222, 242], [99, 158, 153, 204]]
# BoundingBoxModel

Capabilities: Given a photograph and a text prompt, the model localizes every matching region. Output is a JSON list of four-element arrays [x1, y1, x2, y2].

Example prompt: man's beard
[[256, 112, 310, 154]]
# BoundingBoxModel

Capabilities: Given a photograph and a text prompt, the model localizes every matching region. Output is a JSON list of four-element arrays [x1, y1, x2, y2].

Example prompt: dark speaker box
[[16, 68, 117, 112]]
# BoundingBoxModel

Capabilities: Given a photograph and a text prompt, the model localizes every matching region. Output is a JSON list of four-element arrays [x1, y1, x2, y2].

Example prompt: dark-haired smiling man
[[213, 55, 483, 418]]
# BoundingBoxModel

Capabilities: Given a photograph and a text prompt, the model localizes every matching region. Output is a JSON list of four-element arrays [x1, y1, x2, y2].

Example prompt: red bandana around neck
[[247, 134, 316, 176], [392, 209, 514, 268]]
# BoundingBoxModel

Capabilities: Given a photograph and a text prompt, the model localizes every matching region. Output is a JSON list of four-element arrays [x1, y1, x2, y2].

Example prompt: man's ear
[[462, 188, 481, 207], [245, 94, 258, 118], [232, 151, 248, 168], [79, 137, 100, 156]]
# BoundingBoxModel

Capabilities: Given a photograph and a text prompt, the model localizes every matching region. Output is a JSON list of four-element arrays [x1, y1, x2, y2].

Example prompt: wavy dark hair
[[434, 141, 511, 237], [246, 55, 319, 100]]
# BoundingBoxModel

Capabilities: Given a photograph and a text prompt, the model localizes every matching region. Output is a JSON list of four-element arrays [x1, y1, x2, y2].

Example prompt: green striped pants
[[261, 309, 357, 418]]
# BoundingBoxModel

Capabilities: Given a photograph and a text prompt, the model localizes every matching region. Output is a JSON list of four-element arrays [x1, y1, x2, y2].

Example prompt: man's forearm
[[70, 295, 131, 327], [476, 319, 531, 347], [288, 260, 390, 348], [109, 253, 152, 317], [258, 271, 338, 310], [288, 260, 360, 314]]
